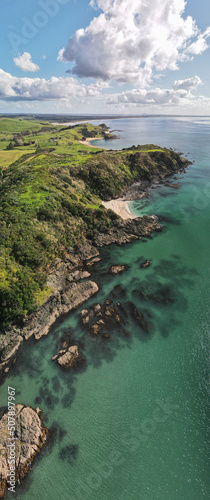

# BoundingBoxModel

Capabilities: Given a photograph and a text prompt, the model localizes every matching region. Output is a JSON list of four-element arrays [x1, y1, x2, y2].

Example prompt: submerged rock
[[80, 298, 128, 338], [165, 182, 180, 189], [80, 295, 153, 340], [0, 405, 47, 498], [141, 259, 151, 268], [134, 284, 175, 306], [127, 302, 152, 334], [108, 284, 127, 299]]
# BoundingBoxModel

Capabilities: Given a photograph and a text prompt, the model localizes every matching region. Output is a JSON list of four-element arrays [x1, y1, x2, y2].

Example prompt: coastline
[[0, 145, 190, 380], [0, 135, 191, 494], [102, 199, 136, 219]]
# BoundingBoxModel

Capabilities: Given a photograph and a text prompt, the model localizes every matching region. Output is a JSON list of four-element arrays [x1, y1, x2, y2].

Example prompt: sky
[[0, 0, 210, 115]]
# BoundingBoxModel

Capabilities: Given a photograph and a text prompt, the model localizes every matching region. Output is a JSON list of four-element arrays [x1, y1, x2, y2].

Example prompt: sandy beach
[[102, 199, 137, 219], [79, 137, 104, 147]]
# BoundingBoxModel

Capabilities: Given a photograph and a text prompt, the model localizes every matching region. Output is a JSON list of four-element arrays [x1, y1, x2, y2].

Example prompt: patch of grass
[[0, 118, 55, 134], [34, 286, 54, 306], [0, 150, 35, 169]]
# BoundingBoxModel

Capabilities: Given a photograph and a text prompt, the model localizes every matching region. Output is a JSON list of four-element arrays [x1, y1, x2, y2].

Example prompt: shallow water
[[1, 116, 210, 500]]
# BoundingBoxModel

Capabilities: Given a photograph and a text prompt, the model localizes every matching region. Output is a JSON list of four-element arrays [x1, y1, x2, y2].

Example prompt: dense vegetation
[[0, 117, 185, 327]]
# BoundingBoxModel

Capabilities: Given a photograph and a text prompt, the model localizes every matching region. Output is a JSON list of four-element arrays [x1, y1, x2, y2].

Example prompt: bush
[[12, 241, 45, 268], [0, 269, 39, 326]]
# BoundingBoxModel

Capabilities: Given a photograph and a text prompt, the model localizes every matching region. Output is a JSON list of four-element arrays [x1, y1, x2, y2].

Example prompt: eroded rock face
[[52, 345, 82, 369], [0, 405, 47, 498]]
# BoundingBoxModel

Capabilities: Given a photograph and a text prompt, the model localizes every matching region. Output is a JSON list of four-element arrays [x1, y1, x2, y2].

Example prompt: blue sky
[[0, 0, 210, 114]]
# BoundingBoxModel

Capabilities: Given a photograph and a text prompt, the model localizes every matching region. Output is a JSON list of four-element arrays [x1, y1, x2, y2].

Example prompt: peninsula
[[0, 117, 190, 377]]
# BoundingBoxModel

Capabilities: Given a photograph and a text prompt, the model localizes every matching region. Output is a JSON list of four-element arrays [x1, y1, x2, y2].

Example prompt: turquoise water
[[1, 116, 210, 499]]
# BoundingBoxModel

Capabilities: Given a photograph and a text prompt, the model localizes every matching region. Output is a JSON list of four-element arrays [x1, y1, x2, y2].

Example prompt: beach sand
[[79, 137, 103, 147], [102, 199, 136, 220]]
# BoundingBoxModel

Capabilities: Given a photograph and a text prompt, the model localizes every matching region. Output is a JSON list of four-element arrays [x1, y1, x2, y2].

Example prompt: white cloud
[[108, 76, 203, 106], [0, 68, 208, 114], [13, 52, 40, 72], [57, 48, 65, 61], [0, 68, 107, 101], [58, 0, 209, 86], [186, 27, 210, 55], [172, 75, 202, 91]]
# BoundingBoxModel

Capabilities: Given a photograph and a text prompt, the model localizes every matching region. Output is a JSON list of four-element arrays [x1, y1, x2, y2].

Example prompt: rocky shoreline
[[0, 216, 160, 378], [0, 154, 190, 380], [119, 157, 189, 202]]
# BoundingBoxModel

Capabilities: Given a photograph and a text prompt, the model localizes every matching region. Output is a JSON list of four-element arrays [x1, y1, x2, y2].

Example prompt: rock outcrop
[[81, 301, 121, 338], [0, 405, 47, 498], [109, 265, 126, 274], [93, 215, 161, 246], [52, 344, 82, 369], [80, 295, 153, 339]]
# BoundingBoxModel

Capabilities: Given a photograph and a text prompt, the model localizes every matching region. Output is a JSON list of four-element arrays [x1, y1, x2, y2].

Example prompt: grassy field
[[0, 118, 106, 168], [0, 117, 55, 133], [0, 149, 35, 169]]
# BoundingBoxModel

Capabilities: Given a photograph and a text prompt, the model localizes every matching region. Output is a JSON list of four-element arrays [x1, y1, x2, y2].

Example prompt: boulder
[[52, 345, 82, 369], [109, 265, 126, 274], [93, 303, 101, 313]]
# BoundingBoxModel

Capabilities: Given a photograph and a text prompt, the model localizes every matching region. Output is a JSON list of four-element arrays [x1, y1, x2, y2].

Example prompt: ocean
[[1, 116, 210, 499]]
